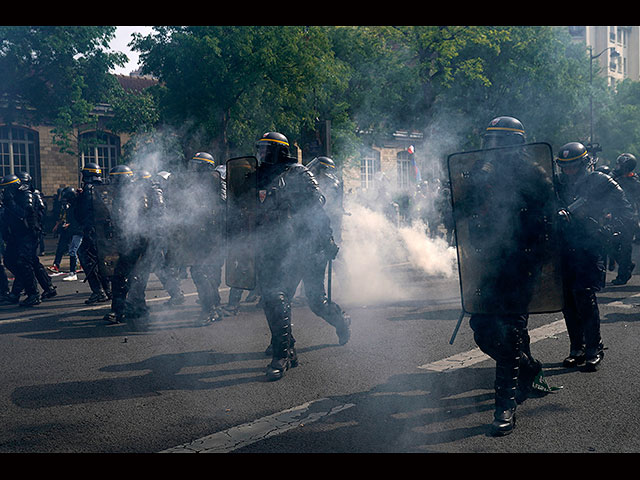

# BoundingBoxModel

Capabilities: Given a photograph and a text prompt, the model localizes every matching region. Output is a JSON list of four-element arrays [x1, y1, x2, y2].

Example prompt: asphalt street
[[1, 235, 640, 454]]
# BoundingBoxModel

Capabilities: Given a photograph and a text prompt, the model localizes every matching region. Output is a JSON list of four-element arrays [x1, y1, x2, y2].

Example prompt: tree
[[0, 26, 127, 154], [131, 26, 347, 162]]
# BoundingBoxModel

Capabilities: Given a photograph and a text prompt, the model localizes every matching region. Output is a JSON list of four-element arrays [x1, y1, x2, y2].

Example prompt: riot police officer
[[556, 142, 633, 371], [0, 174, 42, 306], [307, 156, 344, 242], [124, 169, 174, 317], [180, 152, 226, 325], [102, 164, 150, 325], [610, 153, 640, 284], [75, 163, 111, 304], [254, 132, 339, 381], [14, 172, 57, 299], [462, 116, 554, 436], [299, 156, 351, 345]]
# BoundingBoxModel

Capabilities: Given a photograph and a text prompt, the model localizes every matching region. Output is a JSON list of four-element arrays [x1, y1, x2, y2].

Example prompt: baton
[[327, 259, 332, 303], [449, 310, 466, 345]]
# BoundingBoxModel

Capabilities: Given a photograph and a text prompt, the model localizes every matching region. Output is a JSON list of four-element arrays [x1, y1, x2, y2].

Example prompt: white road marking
[[160, 398, 355, 453], [419, 319, 568, 372], [161, 318, 571, 453]]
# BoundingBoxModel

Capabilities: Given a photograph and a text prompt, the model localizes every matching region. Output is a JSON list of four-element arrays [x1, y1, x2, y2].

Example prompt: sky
[[109, 26, 153, 75]]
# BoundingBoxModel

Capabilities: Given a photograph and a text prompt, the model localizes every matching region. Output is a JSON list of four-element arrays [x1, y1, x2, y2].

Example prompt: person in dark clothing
[[254, 132, 341, 381], [0, 174, 44, 306], [13, 172, 57, 299], [169, 152, 226, 326], [298, 156, 351, 345], [455, 116, 556, 436], [75, 163, 111, 305], [102, 165, 151, 326], [124, 169, 180, 317], [50, 186, 83, 280], [610, 153, 640, 284], [556, 142, 634, 372]]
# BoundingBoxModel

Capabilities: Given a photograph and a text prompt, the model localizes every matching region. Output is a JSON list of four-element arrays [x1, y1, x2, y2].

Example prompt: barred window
[[0, 125, 40, 187], [78, 131, 120, 173], [360, 149, 380, 189]]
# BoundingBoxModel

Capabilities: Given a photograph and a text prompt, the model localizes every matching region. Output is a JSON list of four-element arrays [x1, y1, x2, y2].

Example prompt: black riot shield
[[91, 184, 119, 277], [225, 156, 258, 290], [447, 142, 564, 316]]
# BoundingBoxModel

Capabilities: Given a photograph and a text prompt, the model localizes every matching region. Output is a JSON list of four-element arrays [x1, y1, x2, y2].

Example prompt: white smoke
[[337, 200, 457, 305]]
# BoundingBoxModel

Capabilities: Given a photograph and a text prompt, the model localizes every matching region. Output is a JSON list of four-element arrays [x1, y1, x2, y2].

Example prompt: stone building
[[0, 74, 155, 199]]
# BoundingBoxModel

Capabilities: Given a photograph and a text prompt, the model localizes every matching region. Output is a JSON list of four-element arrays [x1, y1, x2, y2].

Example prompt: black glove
[[325, 236, 339, 260]]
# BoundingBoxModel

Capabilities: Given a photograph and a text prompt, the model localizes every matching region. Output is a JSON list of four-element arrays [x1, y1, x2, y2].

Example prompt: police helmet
[[135, 170, 152, 182], [615, 153, 637, 174], [61, 186, 76, 202], [190, 152, 216, 170], [109, 164, 134, 184], [307, 156, 336, 174], [0, 174, 21, 190], [256, 132, 293, 165], [81, 163, 103, 184], [16, 171, 32, 186], [481, 116, 526, 149], [556, 142, 592, 174]]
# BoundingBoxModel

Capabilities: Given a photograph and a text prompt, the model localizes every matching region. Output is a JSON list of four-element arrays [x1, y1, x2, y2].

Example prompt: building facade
[[0, 74, 151, 199], [568, 25, 640, 86]]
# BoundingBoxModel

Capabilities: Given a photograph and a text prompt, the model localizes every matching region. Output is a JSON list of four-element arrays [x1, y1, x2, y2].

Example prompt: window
[[360, 149, 380, 189], [397, 150, 412, 189], [0, 125, 40, 187], [79, 131, 120, 173]]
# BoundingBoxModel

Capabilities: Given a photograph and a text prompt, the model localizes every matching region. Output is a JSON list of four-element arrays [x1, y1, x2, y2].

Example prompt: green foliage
[[0, 26, 126, 154], [5, 25, 640, 169]]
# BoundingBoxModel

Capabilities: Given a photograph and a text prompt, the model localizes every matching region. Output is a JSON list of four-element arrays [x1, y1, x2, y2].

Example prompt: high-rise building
[[568, 26, 639, 86]]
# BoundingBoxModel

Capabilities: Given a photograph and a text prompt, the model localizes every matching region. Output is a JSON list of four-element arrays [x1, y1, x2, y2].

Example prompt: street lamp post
[[589, 45, 620, 144]]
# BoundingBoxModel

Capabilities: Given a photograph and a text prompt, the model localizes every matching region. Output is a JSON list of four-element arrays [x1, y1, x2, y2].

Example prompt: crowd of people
[[0, 131, 351, 383], [452, 115, 640, 436], [1, 122, 640, 435]]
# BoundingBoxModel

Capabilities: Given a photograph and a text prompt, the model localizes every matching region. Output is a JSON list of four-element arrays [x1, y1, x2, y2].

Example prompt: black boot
[[266, 333, 298, 381], [85, 291, 107, 305], [563, 349, 586, 368], [583, 344, 605, 372], [265, 346, 298, 381], [19, 293, 41, 307], [0, 293, 19, 305], [491, 363, 518, 436], [103, 311, 125, 324], [491, 406, 516, 436], [40, 286, 57, 300]]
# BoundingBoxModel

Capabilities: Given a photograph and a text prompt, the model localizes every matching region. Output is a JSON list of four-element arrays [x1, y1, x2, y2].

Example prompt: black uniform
[[611, 154, 640, 284], [0, 175, 43, 306], [13, 172, 56, 300], [103, 165, 150, 325], [254, 132, 338, 381], [178, 152, 226, 325], [458, 116, 553, 436], [300, 156, 351, 346], [125, 171, 181, 316], [75, 164, 112, 304], [556, 143, 634, 371]]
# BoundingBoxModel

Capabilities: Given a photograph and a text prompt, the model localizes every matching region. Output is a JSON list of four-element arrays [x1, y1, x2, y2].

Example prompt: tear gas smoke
[[337, 200, 457, 306], [111, 129, 458, 310]]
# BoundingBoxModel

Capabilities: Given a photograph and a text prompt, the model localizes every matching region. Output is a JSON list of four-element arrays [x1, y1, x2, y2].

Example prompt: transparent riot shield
[[225, 156, 258, 290], [447, 142, 564, 315], [92, 184, 119, 277]]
